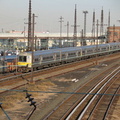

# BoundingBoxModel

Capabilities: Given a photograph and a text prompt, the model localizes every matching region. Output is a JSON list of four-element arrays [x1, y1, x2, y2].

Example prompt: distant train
[[0, 55, 17, 73], [17, 42, 120, 72]]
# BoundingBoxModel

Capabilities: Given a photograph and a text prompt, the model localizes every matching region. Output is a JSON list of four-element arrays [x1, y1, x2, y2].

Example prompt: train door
[[26, 55, 32, 67]]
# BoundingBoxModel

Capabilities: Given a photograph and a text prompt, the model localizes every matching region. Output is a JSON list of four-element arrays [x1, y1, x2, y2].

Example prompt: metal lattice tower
[[72, 4, 80, 47], [107, 10, 111, 43], [59, 16, 64, 47], [83, 11, 88, 38], [92, 10, 95, 44], [73, 4, 77, 39], [28, 0, 32, 51], [108, 10, 110, 27], [100, 7, 104, 36]]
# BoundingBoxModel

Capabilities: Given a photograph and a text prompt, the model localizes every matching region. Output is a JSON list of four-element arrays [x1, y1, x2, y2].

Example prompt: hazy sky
[[0, 0, 120, 33]]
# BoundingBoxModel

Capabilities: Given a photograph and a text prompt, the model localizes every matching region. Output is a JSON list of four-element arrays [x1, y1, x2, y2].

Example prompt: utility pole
[[108, 10, 110, 27], [3, 45, 6, 74], [23, 26, 26, 47], [59, 16, 64, 48], [81, 29, 84, 46], [73, 4, 77, 39], [73, 4, 77, 47], [113, 24, 115, 42], [107, 10, 111, 43], [117, 20, 120, 42], [59, 16, 64, 38], [65, 21, 69, 47], [28, 0, 32, 51], [35, 36, 37, 51], [92, 10, 95, 45], [83, 11, 88, 45], [83, 11, 88, 38], [65, 21, 69, 40], [31, 13, 34, 83], [1, 28, 4, 33], [100, 7, 104, 36], [30, 13, 37, 83], [32, 13, 37, 47]]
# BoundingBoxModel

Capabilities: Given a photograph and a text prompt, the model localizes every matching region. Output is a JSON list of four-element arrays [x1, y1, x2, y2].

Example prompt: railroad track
[[87, 76, 120, 120], [0, 58, 93, 83], [0, 53, 119, 120], [0, 53, 119, 84], [42, 66, 120, 120]]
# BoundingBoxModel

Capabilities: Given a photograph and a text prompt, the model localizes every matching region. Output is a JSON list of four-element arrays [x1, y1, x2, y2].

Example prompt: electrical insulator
[[30, 101, 36, 106], [25, 91, 36, 107], [0, 103, 2, 106], [26, 93, 32, 99], [28, 98, 34, 102]]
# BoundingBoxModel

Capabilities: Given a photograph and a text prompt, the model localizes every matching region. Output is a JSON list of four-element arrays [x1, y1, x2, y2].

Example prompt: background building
[[107, 26, 120, 43]]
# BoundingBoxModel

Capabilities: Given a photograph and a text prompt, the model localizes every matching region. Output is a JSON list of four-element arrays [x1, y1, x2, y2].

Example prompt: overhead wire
[[0, 103, 11, 120], [0, 88, 120, 96]]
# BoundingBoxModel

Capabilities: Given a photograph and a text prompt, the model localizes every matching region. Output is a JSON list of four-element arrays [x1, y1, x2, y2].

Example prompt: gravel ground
[[30, 58, 120, 120]]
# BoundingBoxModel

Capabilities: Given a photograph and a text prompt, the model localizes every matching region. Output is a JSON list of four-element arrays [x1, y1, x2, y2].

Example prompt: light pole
[[83, 11, 88, 38], [59, 16, 64, 48], [83, 11, 88, 46], [65, 21, 69, 47], [15, 47, 18, 75]]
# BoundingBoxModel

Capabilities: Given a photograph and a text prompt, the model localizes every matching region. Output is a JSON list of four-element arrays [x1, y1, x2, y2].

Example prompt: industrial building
[[107, 26, 120, 43]]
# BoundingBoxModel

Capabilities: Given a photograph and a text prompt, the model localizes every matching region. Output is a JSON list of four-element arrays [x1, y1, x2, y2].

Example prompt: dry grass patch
[[1, 92, 25, 109], [0, 81, 56, 115]]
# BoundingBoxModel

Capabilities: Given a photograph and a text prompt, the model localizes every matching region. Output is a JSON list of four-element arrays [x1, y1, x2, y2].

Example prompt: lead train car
[[17, 42, 120, 72]]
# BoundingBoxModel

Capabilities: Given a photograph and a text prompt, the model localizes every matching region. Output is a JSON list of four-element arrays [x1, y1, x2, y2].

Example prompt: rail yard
[[0, 52, 120, 120], [0, 0, 120, 120]]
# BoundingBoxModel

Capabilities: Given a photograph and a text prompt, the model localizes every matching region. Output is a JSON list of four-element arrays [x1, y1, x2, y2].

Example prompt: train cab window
[[19, 56, 27, 62]]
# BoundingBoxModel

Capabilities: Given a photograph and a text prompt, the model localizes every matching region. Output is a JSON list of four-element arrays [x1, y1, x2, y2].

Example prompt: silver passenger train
[[17, 42, 120, 72]]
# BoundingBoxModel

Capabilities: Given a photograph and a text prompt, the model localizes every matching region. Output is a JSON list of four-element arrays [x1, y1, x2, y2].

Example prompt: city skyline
[[0, 0, 120, 34]]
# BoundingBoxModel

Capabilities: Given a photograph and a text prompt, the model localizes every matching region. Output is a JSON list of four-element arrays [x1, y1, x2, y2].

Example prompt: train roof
[[0, 55, 17, 61], [18, 42, 120, 56]]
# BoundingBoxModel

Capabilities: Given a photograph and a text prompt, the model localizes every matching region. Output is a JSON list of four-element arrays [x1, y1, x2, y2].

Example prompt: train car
[[0, 55, 17, 73], [17, 42, 120, 72], [0, 60, 7, 73]]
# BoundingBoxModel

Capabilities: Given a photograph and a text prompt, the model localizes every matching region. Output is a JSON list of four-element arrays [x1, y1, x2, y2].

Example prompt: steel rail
[[65, 66, 120, 120], [87, 75, 120, 120], [103, 85, 120, 119], [77, 69, 120, 120], [0, 58, 93, 83], [0, 53, 119, 83], [42, 64, 119, 120]]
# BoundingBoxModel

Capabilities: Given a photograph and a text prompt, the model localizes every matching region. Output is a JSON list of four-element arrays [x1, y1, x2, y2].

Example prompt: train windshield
[[19, 56, 27, 62]]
